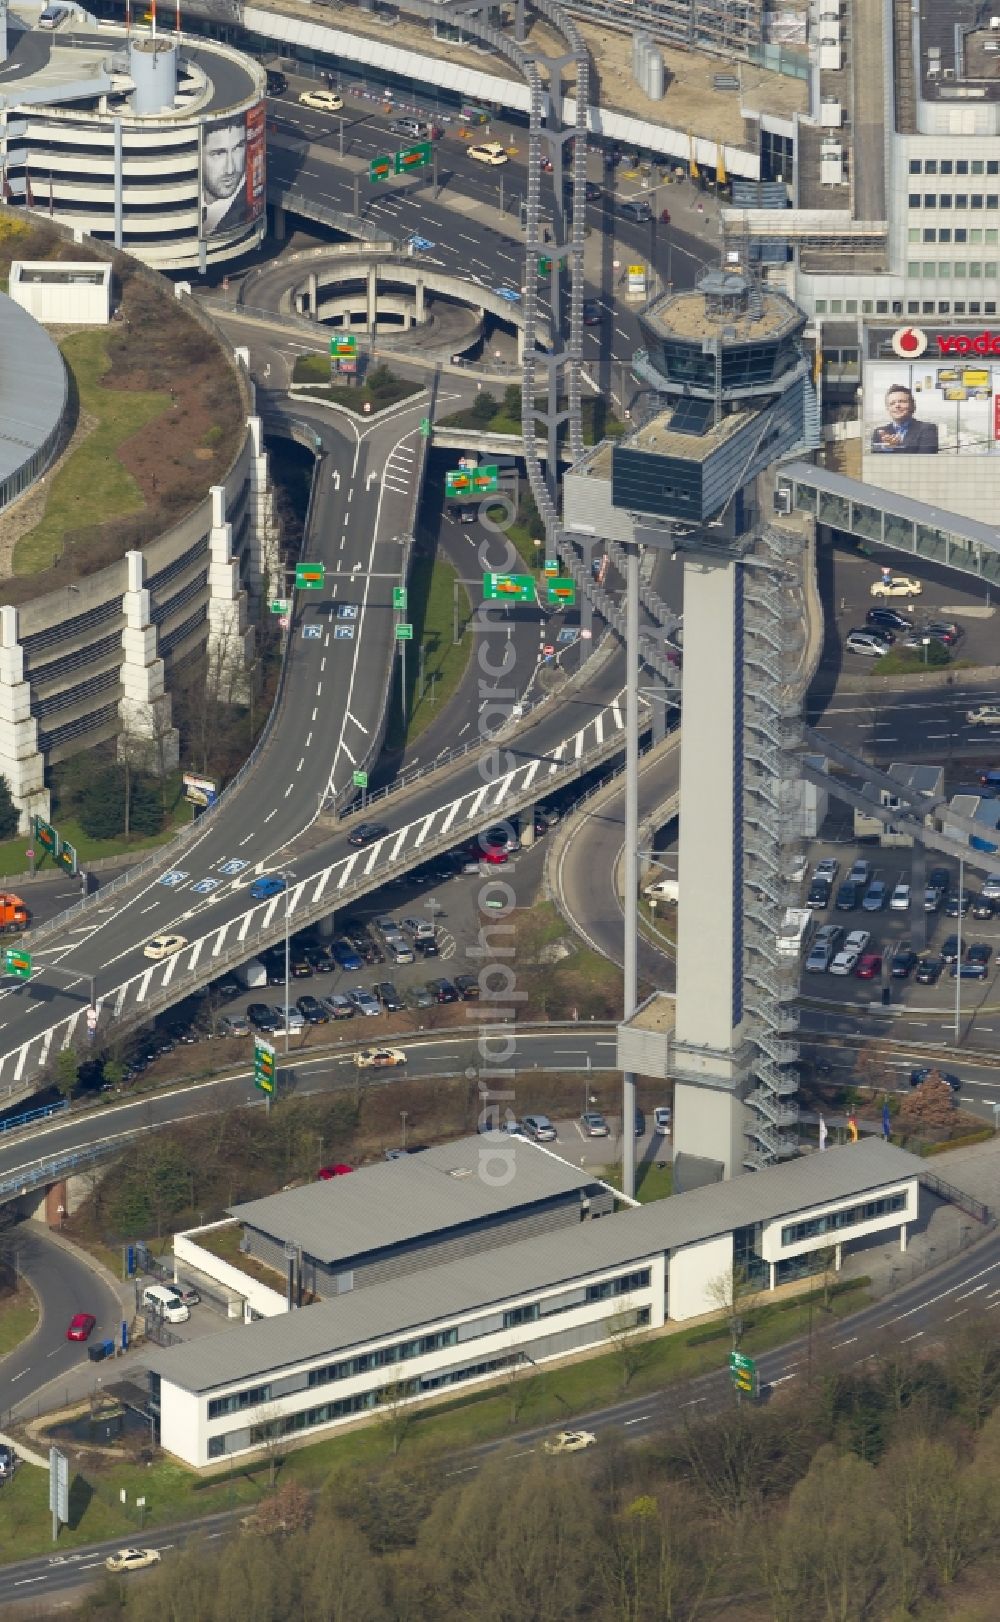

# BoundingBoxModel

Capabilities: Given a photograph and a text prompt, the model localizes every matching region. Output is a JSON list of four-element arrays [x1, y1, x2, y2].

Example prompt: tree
[[250, 1402, 286, 1488], [245, 1479, 312, 1537], [469, 389, 498, 427], [0, 775, 18, 840], [497, 1347, 543, 1424], [606, 1301, 652, 1392], [898, 1072, 956, 1131], [761, 1445, 896, 1622], [52, 1046, 80, 1102], [377, 1378, 418, 1458], [705, 1263, 761, 1349]]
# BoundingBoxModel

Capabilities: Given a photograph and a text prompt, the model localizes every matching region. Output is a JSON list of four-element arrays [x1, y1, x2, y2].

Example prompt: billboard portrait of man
[[202, 117, 249, 237], [871, 384, 939, 454]]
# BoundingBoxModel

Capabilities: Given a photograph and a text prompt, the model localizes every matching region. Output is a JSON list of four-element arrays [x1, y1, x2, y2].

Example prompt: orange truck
[[0, 893, 30, 932]]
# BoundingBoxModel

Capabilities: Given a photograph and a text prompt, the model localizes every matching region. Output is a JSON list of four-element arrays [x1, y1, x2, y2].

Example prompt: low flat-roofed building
[[854, 762, 944, 845], [149, 1140, 924, 1468], [9, 260, 112, 324]]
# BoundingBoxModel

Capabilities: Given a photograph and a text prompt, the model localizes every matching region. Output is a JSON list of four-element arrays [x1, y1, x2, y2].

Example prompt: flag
[[882, 1102, 891, 1140], [818, 1114, 828, 1151], [715, 145, 727, 187], [848, 1114, 859, 1143]]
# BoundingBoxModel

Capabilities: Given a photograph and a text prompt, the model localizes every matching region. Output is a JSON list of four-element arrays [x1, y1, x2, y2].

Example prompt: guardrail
[[918, 1167, 993, 1226], [0, 1098, 67, 1138]]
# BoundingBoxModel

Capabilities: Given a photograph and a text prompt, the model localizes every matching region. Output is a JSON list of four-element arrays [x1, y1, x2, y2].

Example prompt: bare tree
[[497, 1347, 544, 1425], [606, 1299, 652, 1392], [377, 1378, 418, 1458], [249, 1402, 286, 1488], [705, 1263, 761, 1350]]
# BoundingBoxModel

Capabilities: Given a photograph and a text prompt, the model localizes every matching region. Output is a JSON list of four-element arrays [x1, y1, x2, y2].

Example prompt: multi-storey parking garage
[[0, 8, 265, 269]]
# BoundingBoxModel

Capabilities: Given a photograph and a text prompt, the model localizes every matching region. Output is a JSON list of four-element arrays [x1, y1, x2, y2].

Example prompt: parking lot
[[820, 542, 999, 674]]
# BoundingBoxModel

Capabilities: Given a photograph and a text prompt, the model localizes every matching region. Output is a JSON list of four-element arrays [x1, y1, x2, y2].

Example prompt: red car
[[316, 1164, 353, 1180], [854, 952, 882, 980], [66, 1312, 96, 1342]]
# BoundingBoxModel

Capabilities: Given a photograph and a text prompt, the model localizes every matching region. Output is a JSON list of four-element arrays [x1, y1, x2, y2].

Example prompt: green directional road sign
[[3, 946, 31, 980], [419, 417, 432, 438], [395, 623, 413, 641], [445, 469, 472, 497], [330, 335, 357, 359], [471, 465, 499, 495], [370, 154, 392, 182], [546, 576, 576, 607], [392, 586, 408, 612], [295, 562, 325, 590], [269, 598, 290, 615], [544, 558, 559, 576], [32, 815, 58, 856], [729, 1350, 757, 1394], [254, 1038, 276, 1096], [483, 573, 535, 603], [352, 770, 369, 790], [537, 256, 553, 276], [395, 140, 432, 174]]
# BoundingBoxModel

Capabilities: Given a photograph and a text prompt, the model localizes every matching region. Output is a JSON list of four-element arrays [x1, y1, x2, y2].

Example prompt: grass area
[[13, 331, 170, 576], [0, 1282, 39, 1358], [385, 553, 472, 749], [197, 1223, 286, 1294], [483, 503, 543, 573], [291, 356, 423, 415], [438, 393, 623, 447], [601, 1159, 674, 1202], [0, 1276, 871, 1561], [0, 777, 193, 881]]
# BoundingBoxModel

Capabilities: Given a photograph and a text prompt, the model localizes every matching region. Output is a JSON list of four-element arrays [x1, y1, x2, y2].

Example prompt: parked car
[[829, 929, 870, 975], [271, 1005, 305, 1033], [845, 629, 889, 656], [923, 620, 963, 646], [304, 944, 336, 973], [914, 956, 943, 984], [928, 867, 951, 897], [265, 68, 287, 95], [653, 1105, 672, 1134], [889, 883, 911, 912], [414, 936, 440, 957], [348, 987, 381, 1017], [321, 993, 354, 1020], [866, 607, 911, 633], [805, 936, 836, 972], [634, 1108, 646, 1136], [217, 1012, 250, 1038], [870, 575, 922, 598], [835, 881, 860, 911], [289, 952, 312, 979], [373, 981, 405, 1012], [910, 1066, 961, 1091], [580, 1110, 610, 1137], [813, 857, 840, 884], [890, 949, 918, 978], [522, 1114, 557, 1142], [862, 880, 889, 912], [247, 1003, 278, 1032], [332, 939, 363, 972], [426, 977, 459, 1003], [968, 942, 992, 968], [406, 985, 434, 1010], [946, 891, 971, 917], [0, 1443, 17, 1478], [347, 822, 388, 848], [940, 934, 962, 963], [980, 873, 1000, 900], [468, 141, 509, 165], [67, 1311, 97, 1342], [453, 974, 480, 1000], [806, 877, 832, 909], [316, 1163, 354, 1179], [972, 895, 995, 920], [175, 1283, 200, 1306], [924, 887, 944, 913], [848, 860, 872, 887], [296, 995, 328, 1024], [854, 952, 882, 979]]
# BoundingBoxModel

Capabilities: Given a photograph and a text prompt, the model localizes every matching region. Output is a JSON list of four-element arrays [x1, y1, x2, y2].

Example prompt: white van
[[644, 878, 678, 905], [39, 4, 70, 26], [236, 959, 268, 989], [142, 1284, 190, 1324]]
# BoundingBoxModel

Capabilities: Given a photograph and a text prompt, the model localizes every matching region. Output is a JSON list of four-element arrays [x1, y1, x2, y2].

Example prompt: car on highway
[[348, 987, 381, 1017], [980, 770, 1000, 791], [845, 629, 889, 656], [543, 1429, 596, 1455], [321, 993, 354, 1020], [143, 933, 187, 961], [890, 948, 918, 978], [967, 704, 1000, 727], [348, 822, 388, 848], [373, 981, 405, 1012], [105, 1548, 162, 1574], [522, 1114, 557, 1141], [835, 880, 860, 911], [866, 607, 911, 633], [316, 1163, 353, 1179], [247, 1002, 279, 1032], [915, 956, 943, 984], [427, 977, 459, 1003], [972, 895, 995, 920], [889, 883, 911, 912], [67, 1311, 96, 1342], [862, 880, 889, 912], [945, 891, 971, 917], [580, 1110, 610, 1137], [829, 929, 870, 975], [618, 198, 653, 222], [332, 939, 363, 972], [941, 934, 962, 963], [298, 88, 343, 111], [356, 1047, 406, 1069], [806, 877, 832, 909], [653, 1105, 672, 1134], [855, 952, 882, 979], [449, 502, 477, 525], [453, 974, 480, 1000], [582, 298, 602, 325], [265, 68, 287, 95], [296, 995, 327, 1024], [389, 116, 427, 139], [910, 1066, 961, 1091], [271, 1005, 305, 1033], [870, 574, 922, 598], [249, 875, 286, 901], [468, 141, 508, 165]]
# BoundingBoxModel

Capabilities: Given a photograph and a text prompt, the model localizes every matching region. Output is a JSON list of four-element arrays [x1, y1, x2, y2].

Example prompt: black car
[[923, 620, 962, 646], [928, 867, 951, 896], [296, 995, 328, 1024], [910, 1066, 961, 1091], [940, 934, 962, 963], [890, 949, 918, 978], [635, 1109, 646, 1136], [835, 881, 859, 911], [290, 953, 313, 979], [582, 298, 602, 325], [427, 977, 459, 1004], [448, 503, 477, 526], [265, 68, 287, 95], [248, 1003, 278, 1032], [373, 981, 405, 1012], [303, 944, 335, 972], [348, 821, 389, 848], [968, 942, 991, 968], [414, 935, 439, 956], [972, 895, 995, 920], [261, 949, 287, 986], [914, 956, 943, 984], [866, 607, 911, 633], [806, 877, 831, 910], [945, 891, 971, 917], [453, 974, 480, 1000], [211, 973, 242, 1001]]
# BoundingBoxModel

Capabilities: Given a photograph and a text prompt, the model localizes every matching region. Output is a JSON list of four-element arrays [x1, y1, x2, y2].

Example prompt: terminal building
[[0, 3, 265, 270], [147, 1136, 923, 1468]]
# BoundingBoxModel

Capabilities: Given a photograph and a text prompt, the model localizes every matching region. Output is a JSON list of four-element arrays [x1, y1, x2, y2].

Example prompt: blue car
[[332, 938, 363, 972], [249, 875, 287, 901]]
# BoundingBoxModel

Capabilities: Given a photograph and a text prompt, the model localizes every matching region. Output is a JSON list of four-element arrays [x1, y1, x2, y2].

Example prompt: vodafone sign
[[891, 326, 928, 358], [891, 326, 1000, 357]]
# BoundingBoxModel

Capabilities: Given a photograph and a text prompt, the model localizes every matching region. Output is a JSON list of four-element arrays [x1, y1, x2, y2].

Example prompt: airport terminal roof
[[151, 1140, 923, 1394], [0, 293, 66, 485], [228, 1134, 599, 1264]]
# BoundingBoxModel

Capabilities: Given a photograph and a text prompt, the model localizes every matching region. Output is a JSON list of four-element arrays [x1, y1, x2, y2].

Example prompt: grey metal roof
[[228, 1136, 598, 1266], [0, 295, 65, 484], [150, 1140, 922, 1395]]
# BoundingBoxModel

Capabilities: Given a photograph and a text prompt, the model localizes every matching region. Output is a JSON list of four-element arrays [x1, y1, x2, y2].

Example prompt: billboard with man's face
[[865, 357, 1000, 456], [201, 103, 266, 238]]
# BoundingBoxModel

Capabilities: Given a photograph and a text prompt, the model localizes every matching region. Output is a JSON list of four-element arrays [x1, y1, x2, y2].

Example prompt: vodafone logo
[[937, 331, 1000, 354], [892, 327, 928, 359]]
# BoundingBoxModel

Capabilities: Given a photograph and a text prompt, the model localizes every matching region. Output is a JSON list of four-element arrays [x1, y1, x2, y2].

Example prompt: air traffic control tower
[[576, 269, 819, 1185]]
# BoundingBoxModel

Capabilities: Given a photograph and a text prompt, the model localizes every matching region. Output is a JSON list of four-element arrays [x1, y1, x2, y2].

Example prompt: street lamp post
[[400, 1110, 408, 1150], [954, 854, 964, 1042], [281, 871, 296, 1055]]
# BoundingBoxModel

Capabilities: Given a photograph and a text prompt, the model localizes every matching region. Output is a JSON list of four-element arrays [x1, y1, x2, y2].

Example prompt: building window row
[[909, 227, 998, 244], [905, 301, 996, 315], [781, 1192, 906, 1248], [307, 1326, 460, 1387], [908, 158, 999, 175], [207, 1382, 270, 1420], [906, 262, 998, 280], [908, 195, 999, 210]]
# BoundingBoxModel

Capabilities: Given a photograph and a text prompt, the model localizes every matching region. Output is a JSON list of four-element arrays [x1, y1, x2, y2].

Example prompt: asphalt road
[[1, 1226, 122, 1412]]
